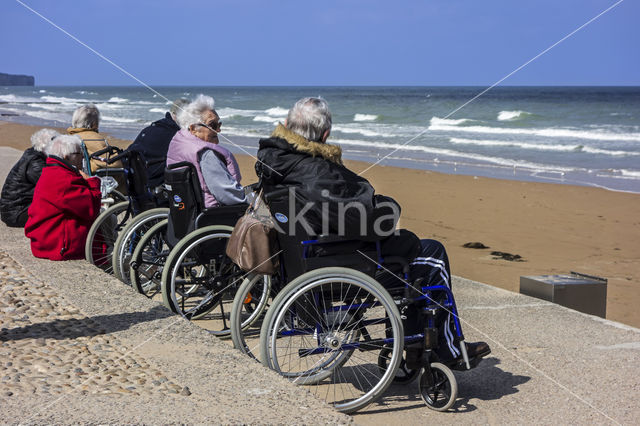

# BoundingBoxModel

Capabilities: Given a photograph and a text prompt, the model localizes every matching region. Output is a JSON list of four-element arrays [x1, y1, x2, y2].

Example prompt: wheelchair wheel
[[260, 267, 404, 414], [129, 220, 169, 298], [161, 225, 244, 332], [230, 273, 272, 360], [418, 362, 458, 412], [85, 201, 130, 274], [112, 207, 169, 285]]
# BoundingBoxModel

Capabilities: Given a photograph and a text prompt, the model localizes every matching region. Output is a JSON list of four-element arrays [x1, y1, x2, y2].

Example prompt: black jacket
[[256, 124, 399, 240], [128, 112, 180, 188], [0, 147, 46, 227]]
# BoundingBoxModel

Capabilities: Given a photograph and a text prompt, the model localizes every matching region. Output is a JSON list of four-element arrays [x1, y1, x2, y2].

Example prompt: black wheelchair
[[230, 187, 483, 414], [84, 146, 168, 276], [128, 162, 262, 336]]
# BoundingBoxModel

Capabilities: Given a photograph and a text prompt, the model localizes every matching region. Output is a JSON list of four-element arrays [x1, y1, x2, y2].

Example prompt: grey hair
[[176, 95, 215, 130], [71, 104, 100, 129], [45, 135, 83, 159], [286, 97, 332, 142], [30, 128, 60, 152], [170, 98, 190, 121]]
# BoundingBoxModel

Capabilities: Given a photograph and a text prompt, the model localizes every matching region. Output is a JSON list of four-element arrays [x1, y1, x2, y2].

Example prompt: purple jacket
[[166, 129, 242, 207]]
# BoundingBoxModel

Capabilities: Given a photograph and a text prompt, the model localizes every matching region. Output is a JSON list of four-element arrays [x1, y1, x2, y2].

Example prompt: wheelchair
[[128, 162, 261, 336], [232, 187, 483, 414], [84, 146, 168, 277]]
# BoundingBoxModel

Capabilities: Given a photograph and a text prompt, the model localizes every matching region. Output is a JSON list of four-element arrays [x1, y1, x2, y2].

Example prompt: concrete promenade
[[0, 146, 638, 424]]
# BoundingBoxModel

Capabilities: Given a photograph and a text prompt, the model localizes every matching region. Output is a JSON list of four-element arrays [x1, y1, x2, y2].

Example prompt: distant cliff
[[0, 72, 35, 86]]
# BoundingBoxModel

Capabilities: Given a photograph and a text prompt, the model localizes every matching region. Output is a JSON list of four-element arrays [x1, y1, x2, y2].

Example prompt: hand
[[79, 170, 90, 179]]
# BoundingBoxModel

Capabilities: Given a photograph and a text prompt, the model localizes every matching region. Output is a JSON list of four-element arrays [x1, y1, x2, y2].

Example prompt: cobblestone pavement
[[0, 250, 190, 400]]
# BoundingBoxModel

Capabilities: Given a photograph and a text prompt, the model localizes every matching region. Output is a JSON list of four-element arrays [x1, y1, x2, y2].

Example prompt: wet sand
[[2, 121, 639, 328]]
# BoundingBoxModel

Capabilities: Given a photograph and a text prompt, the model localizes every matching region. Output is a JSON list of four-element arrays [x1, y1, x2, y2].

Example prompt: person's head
[[71, 104, 100, 130], [30, 128, 60, 152], [46, 135, 84, 169], [170, 98, 190, 121], [177, 94, 221, 144], [285, 97, 332, 143]]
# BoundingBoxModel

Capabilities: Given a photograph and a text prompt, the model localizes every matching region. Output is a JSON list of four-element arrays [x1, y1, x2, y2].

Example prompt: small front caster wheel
[[418, 362, 457, 411]]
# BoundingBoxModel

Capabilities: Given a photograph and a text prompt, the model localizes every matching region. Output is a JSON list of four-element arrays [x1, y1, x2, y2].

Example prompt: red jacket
[[25, 156, 102, 260]]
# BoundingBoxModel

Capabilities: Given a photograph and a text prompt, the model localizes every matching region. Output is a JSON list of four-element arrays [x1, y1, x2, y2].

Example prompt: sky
[[0, 0, 638, 86]]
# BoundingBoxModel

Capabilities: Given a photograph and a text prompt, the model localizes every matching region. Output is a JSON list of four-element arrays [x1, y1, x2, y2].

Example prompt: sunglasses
[[198, 121, 222, 132]]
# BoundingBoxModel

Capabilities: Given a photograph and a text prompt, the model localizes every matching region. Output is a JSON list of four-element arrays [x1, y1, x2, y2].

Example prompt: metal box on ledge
[[519, 272, 607, 318]]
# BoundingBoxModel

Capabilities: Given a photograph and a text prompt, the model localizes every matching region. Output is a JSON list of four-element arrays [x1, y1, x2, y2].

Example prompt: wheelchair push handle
[[90, 146, 130, 165]]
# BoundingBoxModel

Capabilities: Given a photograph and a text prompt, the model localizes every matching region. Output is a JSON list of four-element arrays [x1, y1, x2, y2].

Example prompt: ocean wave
[[265, 107, 289, 117], [430, 116, 474, 126], [449, 137, 638, 156], [497, 110, 531, 121], [107, 97, 129, 103], [149, 107, 166, 113], [620, 169, 640, 178], [429, 122, 640, 142], [253, 115, 280, 124], [353, 114, 379, 122], [40, 95, 92, 104], [333, 137, 577, 172], [332, 125, 384, 138], [24, 110, 70, 123], [38, 90, 46, 93], [0, 94, 42, 103], [101, 115, 140, 123], [217, 107, 261, 119]]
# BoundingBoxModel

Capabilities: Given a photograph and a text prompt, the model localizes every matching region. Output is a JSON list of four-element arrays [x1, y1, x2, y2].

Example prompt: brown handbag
[[226, 190, 278, 274]]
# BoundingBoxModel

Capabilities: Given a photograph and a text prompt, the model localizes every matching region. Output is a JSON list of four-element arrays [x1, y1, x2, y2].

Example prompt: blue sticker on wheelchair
[[173, 195, 182, 203], [274, 212, 288, 223]]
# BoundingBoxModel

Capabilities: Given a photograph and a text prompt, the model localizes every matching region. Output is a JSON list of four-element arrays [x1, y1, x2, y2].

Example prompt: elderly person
[[25, 135, 102, 260], [128, 98, 188, 188], [0, 128, 59, 227], [67, 103, 124, 175], [166, 95, 246, 207], [256, 97, 490, 367]]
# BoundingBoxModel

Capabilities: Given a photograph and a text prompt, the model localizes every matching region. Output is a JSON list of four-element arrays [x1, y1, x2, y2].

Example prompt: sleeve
[[59, 176, 102, 220], [199, 150, 247, 205], [25, 157, 45, 185]]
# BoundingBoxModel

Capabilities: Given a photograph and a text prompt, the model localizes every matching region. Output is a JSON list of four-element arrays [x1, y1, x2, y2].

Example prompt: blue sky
[[1, 0, 638, 86]]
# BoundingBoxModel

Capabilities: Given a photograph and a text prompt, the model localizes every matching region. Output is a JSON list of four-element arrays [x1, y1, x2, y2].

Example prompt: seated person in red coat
[[25, 135, 102, 260]]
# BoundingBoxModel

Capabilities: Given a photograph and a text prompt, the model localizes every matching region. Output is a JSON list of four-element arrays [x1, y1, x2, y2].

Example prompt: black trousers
[[379, 230, 461, 361]]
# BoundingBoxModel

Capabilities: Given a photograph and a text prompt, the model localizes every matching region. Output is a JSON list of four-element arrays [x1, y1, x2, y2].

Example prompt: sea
[[1, 86, 639, 193]]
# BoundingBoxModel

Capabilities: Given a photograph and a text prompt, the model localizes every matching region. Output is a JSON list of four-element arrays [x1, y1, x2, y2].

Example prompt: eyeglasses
[[198, 121, 222, 132]]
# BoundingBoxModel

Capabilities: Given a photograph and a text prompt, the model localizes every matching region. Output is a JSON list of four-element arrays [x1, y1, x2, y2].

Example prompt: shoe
[[465, 341, 491, 359]]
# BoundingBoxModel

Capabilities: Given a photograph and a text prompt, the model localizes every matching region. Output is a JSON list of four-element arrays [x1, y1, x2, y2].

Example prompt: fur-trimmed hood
[[270, 124, 343, 165]]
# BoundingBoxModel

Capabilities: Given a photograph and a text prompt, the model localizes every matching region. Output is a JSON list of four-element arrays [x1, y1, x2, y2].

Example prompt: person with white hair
[[0, 128, 59, 227], [67, 103, 124, 177], [25, 135, 102, 261], [256, 97, 491, 368], [166, 94, 246, 207]]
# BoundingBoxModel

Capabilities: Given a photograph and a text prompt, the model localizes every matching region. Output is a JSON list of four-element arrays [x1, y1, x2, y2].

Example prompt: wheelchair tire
[[161, 225, 244, 331], [129, 219, 169, 298], [230, 273, 272, 360], [418, 362, 458, 411], [112, 207, 169, 285], [85, 201, 130, 274], [259, 267, 404, 414]]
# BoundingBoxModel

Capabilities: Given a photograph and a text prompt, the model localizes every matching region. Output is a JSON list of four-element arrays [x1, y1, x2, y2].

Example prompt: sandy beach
[[2, 120, 639, 328]]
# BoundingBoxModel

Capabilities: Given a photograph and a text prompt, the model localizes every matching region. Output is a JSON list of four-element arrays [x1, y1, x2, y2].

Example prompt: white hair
[[170, 98, 190, 121], [71, 103, 100, 129], [286, 97, 332, 142], [30, 128, 60, 152], [177, 95, 215, 129], [45, 135, 83, 159]]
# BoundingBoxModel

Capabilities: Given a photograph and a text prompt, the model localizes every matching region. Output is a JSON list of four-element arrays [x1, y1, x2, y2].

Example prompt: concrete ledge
[[1, 146, 639, 424]]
